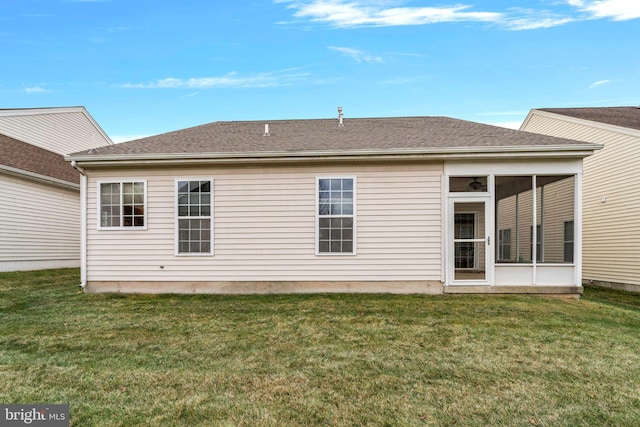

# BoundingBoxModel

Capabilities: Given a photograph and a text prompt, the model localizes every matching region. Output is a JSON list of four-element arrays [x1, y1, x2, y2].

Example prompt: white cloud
[[122, 70, 311, 89], [277, 0, 640, 31], [504, 15, 574, 30], [328, 46, 383, 63], [589, 79, 612, 88], [280, 1, 503, 28], [23, 86, 51, 93], [569, 0, 640, 21]]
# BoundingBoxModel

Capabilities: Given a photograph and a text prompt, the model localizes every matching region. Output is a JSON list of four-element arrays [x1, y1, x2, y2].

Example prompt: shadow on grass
[[583, 284, 640, 311]]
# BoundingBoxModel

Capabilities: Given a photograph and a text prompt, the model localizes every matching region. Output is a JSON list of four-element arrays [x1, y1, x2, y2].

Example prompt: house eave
[[0, 164, 80, 190], [66, 145, 600, 167], [524, 109, 640, 138]]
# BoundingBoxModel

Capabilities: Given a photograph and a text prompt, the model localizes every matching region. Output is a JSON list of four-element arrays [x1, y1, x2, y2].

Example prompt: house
[[521, 106, 640, 293], [66, 114, 601, 295], [0, 107, 113, 272]]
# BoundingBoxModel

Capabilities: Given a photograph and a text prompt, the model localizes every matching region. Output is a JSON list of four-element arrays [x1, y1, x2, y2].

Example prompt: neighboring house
[[0, 107, 113, 272], [66, 114, 601, 295], [521, 106, 640, 293]]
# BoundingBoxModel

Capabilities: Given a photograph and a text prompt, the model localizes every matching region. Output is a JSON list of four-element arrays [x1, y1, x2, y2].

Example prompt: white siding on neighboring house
[[0, 174, 80, 271], [522, 112, 640, 288], [85, 163, 443, 287], [0, 108, 112, 155]]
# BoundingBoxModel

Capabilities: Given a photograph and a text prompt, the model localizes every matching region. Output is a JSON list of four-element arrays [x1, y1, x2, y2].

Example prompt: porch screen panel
[[538, 175, 574, 263], [495, 175, 575, 264], [495, 176, 532, 263]]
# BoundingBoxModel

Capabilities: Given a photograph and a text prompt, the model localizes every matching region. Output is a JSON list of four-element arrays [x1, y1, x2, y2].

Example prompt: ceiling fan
[[468, 177, 484, 191]]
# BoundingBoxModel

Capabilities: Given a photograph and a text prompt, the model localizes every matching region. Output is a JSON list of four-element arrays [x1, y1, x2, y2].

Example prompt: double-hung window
[[317, 177, 356, 255], [498, 229, 511, 261], [176, 179, 213, 255], [98, 180, 146, 229], [564, 221, 574, 263]]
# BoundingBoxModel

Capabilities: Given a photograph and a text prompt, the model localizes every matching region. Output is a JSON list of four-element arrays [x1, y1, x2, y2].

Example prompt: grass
[[1, 269, 639, 426]]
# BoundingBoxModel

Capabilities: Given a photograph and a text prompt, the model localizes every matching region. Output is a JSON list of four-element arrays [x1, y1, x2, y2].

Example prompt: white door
[[448, 197, 492, 286]]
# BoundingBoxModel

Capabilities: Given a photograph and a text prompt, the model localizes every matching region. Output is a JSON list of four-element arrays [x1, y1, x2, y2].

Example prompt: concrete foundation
[[84, 280, 445, 295]]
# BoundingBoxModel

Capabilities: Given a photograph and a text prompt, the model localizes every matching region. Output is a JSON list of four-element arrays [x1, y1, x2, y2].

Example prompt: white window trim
[[174, 178, 214, 257], [315, 176, 357, 256], [96, 179, 148, 231]]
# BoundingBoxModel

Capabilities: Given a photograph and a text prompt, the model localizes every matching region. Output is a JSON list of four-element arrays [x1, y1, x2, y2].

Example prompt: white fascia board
[[0, 165, 80, 190], [77, 106, 114, 146], [66, 144, 601, 167], [520, 109, 536, 131], [526, 109, 640, 139], [0, 106, 86, 117]]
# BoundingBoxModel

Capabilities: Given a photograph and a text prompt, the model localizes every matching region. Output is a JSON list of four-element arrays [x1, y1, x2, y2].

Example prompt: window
[[498, 229, 511, 261], [176, 179, 213, 255], [99, 181, 146, 228], [317, 177, 355, 254], [564, 221, 574, 263]]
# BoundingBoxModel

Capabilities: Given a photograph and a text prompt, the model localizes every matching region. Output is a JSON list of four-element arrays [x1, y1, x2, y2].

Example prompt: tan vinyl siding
[[523, 112, 640, 285], [0, 110, 110, 155], [0, 174, 80, 267], [85, 163, 443, 282]]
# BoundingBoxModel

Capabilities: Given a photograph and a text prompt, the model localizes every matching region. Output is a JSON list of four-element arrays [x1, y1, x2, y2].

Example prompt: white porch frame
[[447, 196, 493, 286], [444, 160, 583, 288]]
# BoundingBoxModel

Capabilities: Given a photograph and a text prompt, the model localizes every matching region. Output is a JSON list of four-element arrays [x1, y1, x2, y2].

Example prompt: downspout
[[71, 161, 87, 289]]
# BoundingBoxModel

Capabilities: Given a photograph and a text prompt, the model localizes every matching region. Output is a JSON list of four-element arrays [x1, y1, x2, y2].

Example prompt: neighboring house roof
[[538, 107, 640, 131], [0, 133, 80, 186], [0, 106, 113, 156], [68, 116, 600, 164]]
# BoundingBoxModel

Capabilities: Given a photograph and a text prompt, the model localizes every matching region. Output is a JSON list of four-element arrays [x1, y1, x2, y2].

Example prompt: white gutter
[[70, 161, 88, 289], [66, 144, 602, 167], [0, 164, 80, 190]]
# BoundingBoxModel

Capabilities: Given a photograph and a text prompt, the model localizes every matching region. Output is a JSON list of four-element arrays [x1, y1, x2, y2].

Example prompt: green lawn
[[1, 269, 639, 426]]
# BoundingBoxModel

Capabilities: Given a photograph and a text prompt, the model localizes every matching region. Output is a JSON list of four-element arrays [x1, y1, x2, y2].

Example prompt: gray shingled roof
[[540, 107, 640, 131], [0, 133, 80, 184], [69, 116, 596, 159]]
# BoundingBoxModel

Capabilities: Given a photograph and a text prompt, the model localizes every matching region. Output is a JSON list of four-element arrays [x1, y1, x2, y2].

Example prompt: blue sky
[[2, 0, 639, 142]]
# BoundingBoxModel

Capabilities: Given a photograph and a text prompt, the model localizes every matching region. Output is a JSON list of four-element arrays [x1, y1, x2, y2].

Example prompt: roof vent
[[263, 123, 270, 137], [338, 106, 344, 127], [87, 148, 98, 154]]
